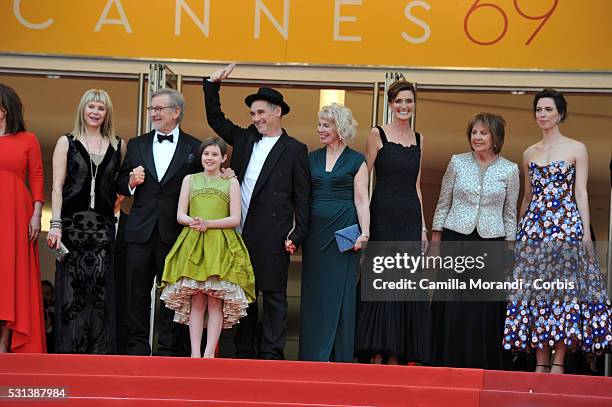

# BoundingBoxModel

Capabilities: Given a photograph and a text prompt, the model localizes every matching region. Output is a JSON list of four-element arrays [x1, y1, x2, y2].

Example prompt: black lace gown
[[54, 135, 120, 354], [355, 127, 431, 363]]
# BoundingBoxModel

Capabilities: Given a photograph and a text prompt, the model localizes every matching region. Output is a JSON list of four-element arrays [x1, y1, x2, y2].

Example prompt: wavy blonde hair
[[72, 89, 117, 149], [318, 103, 358, 145]]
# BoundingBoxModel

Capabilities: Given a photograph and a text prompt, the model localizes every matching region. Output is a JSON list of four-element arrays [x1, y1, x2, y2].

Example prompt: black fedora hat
[[244, 87, 290, 115]]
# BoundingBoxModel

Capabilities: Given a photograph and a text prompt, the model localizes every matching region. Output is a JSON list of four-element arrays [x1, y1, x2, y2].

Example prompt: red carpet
[[1, 354, 610, 406]]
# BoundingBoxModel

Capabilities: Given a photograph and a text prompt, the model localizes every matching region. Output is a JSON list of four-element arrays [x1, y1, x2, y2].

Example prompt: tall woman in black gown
[[355, 80, 431, 365], [47, 89, 124, 353]]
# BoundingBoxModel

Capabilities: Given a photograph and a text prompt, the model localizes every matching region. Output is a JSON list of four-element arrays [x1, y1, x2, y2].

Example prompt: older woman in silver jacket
[[431, 112, 519, 369]]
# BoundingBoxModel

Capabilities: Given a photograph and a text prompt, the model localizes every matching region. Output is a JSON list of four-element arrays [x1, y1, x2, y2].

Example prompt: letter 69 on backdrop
[[2, 0, 611, 70]]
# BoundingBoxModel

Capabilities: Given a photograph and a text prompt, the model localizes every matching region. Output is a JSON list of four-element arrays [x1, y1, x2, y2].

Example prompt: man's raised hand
[[209, 63, 236, 82]]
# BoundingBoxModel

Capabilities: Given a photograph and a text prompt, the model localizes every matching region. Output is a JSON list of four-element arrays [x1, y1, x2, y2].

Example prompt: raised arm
[[203, 63, 246, 147]]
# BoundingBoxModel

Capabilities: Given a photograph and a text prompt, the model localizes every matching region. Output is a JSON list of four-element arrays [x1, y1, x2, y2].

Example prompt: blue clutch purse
[[334, 224, 360, 252]]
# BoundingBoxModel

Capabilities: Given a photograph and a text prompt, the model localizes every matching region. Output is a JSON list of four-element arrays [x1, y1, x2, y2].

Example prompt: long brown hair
[[0, 83, 26, 134]]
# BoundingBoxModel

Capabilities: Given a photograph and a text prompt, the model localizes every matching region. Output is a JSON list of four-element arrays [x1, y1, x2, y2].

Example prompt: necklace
[[326, 145, 345, 171], [83, 134, 103, 210], [472, 152, 498, 167]]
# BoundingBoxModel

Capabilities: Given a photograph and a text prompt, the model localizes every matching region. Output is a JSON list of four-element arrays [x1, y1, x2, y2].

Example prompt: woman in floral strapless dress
[[503, 89, 611, 374]]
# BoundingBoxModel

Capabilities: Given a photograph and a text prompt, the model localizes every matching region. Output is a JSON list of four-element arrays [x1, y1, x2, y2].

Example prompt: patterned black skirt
[[54, 211, 116, 354]]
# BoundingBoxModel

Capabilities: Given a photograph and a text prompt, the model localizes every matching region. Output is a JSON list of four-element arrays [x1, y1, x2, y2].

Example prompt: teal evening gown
[[299, 147, 365, 362]]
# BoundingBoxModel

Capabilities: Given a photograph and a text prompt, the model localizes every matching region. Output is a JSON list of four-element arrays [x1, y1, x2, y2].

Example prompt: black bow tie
[[157, 133, 174, 143], [254, 133, 263, 142]]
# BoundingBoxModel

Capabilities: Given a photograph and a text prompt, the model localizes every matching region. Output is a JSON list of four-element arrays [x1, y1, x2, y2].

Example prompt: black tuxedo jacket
[[203, 79, 310, 292], [116, 129, 202, 244]]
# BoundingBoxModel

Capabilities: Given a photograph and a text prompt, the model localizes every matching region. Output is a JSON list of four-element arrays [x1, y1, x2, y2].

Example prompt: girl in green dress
[[161, 137, 255, 358]]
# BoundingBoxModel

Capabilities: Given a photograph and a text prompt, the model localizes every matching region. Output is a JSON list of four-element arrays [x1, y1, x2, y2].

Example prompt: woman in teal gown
[[299, 104, 370, 362]]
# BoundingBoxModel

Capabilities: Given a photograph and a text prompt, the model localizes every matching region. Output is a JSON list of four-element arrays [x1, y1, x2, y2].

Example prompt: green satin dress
[[161, 173, 256, 328]]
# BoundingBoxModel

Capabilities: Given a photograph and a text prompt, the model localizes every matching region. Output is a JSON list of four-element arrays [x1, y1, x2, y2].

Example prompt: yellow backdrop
[[1, 0, 611, 70]]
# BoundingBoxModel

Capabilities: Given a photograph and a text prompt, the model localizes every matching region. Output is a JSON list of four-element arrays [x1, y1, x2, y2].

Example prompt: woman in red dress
[[0, 83, 46, 353]]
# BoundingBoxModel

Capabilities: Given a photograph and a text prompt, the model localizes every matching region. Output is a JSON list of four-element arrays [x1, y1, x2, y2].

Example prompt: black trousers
[[234, 290, 287, 359], [125, 225, 187, 356]]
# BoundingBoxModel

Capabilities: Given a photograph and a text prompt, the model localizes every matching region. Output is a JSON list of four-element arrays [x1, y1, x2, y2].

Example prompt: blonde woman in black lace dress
[[48, 89, 125, 353]]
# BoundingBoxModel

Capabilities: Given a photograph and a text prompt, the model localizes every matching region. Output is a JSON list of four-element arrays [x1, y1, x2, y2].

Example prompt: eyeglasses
[[146, 105, 174, 114]]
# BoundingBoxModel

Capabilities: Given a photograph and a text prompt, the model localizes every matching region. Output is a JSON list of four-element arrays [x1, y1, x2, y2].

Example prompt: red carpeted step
[[1, 398, 357, 407], [3, 355, 610, 406], [479, 390, 612, 407], [482, 370, 612, 398], [1, 372, 480, 406], [0, 354, 483, 388]]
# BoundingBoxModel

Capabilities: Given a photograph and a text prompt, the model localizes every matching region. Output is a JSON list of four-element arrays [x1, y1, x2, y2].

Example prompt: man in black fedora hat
[[203, 63, 310, 359]]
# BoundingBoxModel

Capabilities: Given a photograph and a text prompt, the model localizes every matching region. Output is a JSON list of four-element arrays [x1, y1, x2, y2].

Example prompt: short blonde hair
[[72, 89, 117, 149], [318, 103, 357, 145]]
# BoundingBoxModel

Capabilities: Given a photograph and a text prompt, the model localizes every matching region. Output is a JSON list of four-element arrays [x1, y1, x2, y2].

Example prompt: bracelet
[[50, 218, 63, 229], [360, 233, 369, 239]]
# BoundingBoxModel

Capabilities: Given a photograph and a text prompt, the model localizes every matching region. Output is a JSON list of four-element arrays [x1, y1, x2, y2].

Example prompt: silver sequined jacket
[[432, 152, 520, 240]]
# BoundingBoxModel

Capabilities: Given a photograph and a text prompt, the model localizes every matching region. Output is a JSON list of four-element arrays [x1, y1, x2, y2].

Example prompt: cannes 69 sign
[[1, 0, 610, 70]]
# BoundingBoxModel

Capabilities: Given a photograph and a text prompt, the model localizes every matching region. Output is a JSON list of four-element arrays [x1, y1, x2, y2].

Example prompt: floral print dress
[[503, 160, 611, 354]]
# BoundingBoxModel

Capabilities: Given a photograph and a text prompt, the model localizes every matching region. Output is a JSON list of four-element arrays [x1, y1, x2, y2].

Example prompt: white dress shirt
[[153, 125, 180, 180], [239, 135, 280, 231], [128, 125, 180, 195]]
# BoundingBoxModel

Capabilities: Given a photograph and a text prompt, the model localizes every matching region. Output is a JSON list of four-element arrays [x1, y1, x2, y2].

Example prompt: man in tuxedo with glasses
[[117, 88, 202, 356]]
